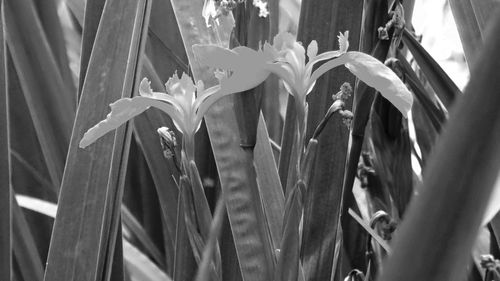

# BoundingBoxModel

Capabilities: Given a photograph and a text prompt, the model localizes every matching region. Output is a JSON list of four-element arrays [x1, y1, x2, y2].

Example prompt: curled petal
[[338, 31, 349, 53], [310, 52, 413, 117], [193, 44, 272, 95], [79, 97, 183, 148], [343, 52, 413, 117], [139, 78, 182, 110]]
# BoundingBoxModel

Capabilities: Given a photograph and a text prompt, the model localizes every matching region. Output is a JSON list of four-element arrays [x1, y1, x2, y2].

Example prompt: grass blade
[[378, 13, 500, 281], [123, 239, 173, 281], [5, 0, 76, 188], [34, 0, 76, 101], [402, 29, 461, 109], [77, 0, 106, 99], [194, 197, 226, 281], [43, 0, 151, 280], [12, 192, 44, 281], [14, 194, 173, 281], [122, 206, 166, 269], [0, 2, 12, 277], [173, 177, 197, 281]]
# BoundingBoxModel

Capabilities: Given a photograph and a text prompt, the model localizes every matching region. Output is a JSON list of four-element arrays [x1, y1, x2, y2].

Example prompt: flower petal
[[307, 40, 318, 61], [338, 31, 349, 53], [309, 52, 413, 117], [344, 52, 413, 117], [79, 96, 183, 148], [192, 44, 272, 94]]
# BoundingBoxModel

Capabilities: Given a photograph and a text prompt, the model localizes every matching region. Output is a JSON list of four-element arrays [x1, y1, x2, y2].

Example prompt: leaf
[[124, 240, 174, 281], [170, 1, 275, 280], [5, 0, 76, 188], [379, 13, 500, 281], [194, 197, 226, 281], [14, 194, 173, 281], [12, 192, 44, 281], [0, 4, 11, 278], [122, 206, 166, 269], [275, 181, 305, 281], [43, 1, 151, 280]]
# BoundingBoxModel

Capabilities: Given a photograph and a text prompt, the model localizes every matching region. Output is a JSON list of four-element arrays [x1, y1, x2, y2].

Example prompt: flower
[[193, 30, 413, 118], [79, 72, 223, 150]]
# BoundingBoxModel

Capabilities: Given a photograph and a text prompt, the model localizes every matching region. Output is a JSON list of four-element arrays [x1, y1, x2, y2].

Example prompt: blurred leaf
[[402, 29, 461, 109], [378, 13, 500, 281], [448, 0, 500, 66], [0, 3, 11, 277], [5, 0, 76, 188], [43, 1, 151, 280]]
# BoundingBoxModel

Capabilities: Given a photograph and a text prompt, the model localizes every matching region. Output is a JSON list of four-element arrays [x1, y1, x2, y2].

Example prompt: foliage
[[2, 0, 500, 281]]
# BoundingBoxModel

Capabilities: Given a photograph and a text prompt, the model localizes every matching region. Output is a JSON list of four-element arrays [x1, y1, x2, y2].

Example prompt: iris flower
[[193, 31, 412, 119], [79, 72, 225, 161], [193, 30, 413, 188]]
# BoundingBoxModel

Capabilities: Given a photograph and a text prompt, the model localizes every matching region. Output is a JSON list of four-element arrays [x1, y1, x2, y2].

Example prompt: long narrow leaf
[[12, 192, 43, 281], [296, 1, 363, 280], [14, 194, 173, 281], [402, 29, 461, 109], [4, 0, 76, 188], [43, 1, 151, 280], [378, 13, 500, 281], [0, 3, 11, 277]]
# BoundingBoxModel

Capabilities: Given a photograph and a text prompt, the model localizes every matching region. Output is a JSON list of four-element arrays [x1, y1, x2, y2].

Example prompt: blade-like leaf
[[77, 0, 106, 99], [0, 3, 11, 277], [275, 181, 305, 281], [379, 13, 500, 281], [194, 197, 226, 281], [43, 1, 151, 280], [174, 177, 197, 281], [448, 0, 499, 66], [122, 206, 165, 269], [124, 240, 173, 281], [12, 193, 44, 281], [5, 0, 76, 188], [402, 29, 461, 109], [310, 52, 413, 118], [14, 194, 173, 281]]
